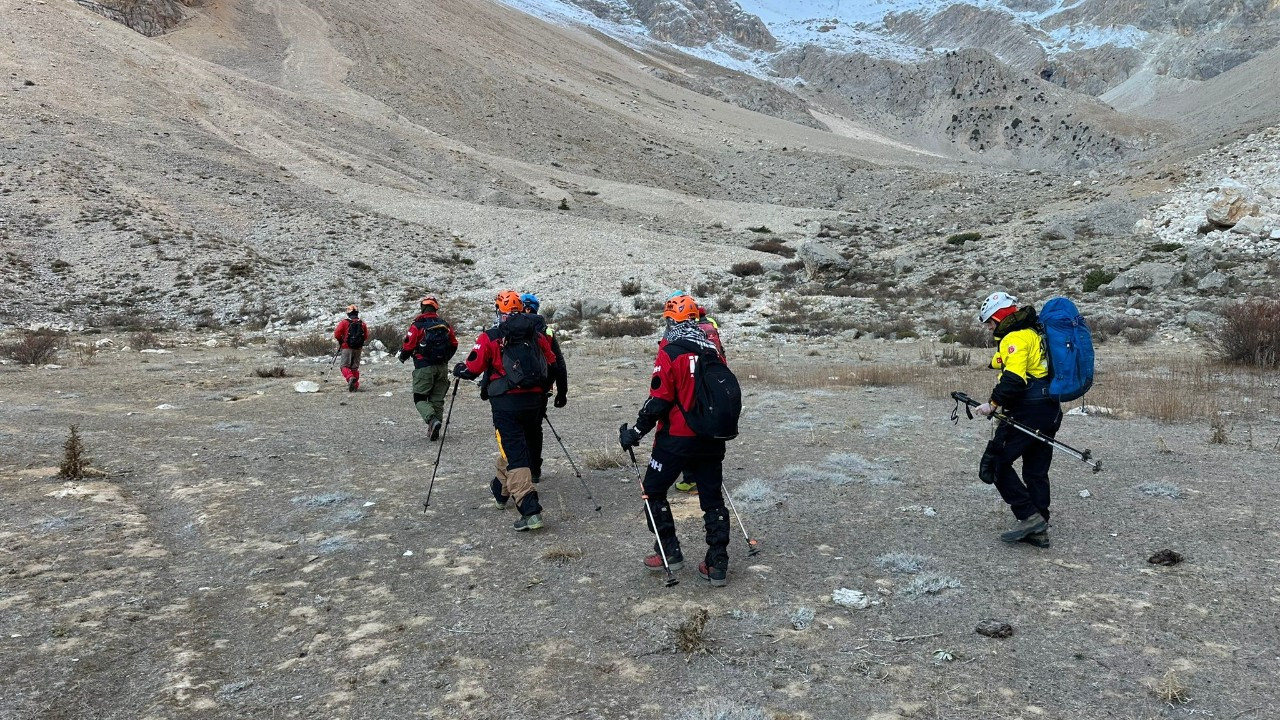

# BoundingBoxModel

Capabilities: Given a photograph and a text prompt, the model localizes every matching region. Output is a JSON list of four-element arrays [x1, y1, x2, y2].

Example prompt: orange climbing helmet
[[663, 294, 699, 323], [495, 290, 523, 315]]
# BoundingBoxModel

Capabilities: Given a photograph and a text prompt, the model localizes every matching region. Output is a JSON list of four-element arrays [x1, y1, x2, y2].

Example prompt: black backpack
[[345, 319, 366, 348], [489, 315, 549, 395], [672, 344, 741, 441], [413, 319, 453, 364]]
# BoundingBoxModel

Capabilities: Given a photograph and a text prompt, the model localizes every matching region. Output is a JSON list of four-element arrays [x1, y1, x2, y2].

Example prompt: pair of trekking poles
[[422, 378, 599, 511], [950, 391, 1102, 473], [622, 427, 761, 588]]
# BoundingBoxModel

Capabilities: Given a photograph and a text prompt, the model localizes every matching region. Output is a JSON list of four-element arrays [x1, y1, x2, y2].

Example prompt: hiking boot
[[697, 561, 728, 587], [513, 513, 543, 531], [493, 497, 508, 510], [1019, 531, 1051, 549], [428, 419, 442, 441], [642, 551, 684, 573], [1000, 516, 1048, 544], [347, 378, 358, 392], [531, 471, 541, 484], [674, 480, 698, 494]]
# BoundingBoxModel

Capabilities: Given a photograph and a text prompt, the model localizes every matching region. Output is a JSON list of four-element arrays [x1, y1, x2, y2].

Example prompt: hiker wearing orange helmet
[[399, 295, 459, 440], [333, 304, 368, 392], [620, 294, 737, 587], [453, 290, 560, 531]]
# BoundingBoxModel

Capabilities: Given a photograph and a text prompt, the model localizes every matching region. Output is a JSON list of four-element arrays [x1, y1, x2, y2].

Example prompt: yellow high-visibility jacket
[[989, 317, 1049, 408]]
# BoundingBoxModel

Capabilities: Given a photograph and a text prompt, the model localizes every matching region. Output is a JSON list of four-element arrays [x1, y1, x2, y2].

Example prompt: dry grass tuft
[[254, 366, 289, 378], [277, 334, 335, 357], [130, 330, 162, 350], [541, 546, 584, 564], [1150, 670, 1190, 704], [673, 608, 711, 655], [581, 447, 626, 470], [591, 316, 656, 338]]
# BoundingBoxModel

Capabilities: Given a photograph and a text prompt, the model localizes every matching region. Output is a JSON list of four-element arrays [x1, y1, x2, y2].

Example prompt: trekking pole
[[624, 434, 678, 588], [423, 377, 461, 510], [723, 489, 761, 556], [320, 350, 340, 382], [543, 413, 601, 512], [950, 391, 1102, 473]]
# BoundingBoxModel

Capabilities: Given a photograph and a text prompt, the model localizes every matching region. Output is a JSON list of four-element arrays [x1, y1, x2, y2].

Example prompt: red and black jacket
[[334, 317, 367, 349], [458, 314, 558, 401], [635, 339, 727, 453], [399, 312, 458, 368]]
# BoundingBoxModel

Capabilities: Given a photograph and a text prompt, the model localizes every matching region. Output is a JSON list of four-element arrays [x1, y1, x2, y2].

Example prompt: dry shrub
[[581, 447, 625, 470], [369, 323, 402, 350], [5, 329, 61, 364], [620, 279, 642, 296], [1150, 670, 1190, 704], [131, 330, 162, 349], [937, 346, 971, 366], [747, 238, 795, 258], [673, 608, 710, 655], [254, 366, 289, 378], [729, 260, 764, 277], [591, 316, 655, 338], [276, 334, 335, 357], [59, 425, 90, 480], [73, 343, 99, 366], [1214, 297, 1280, 368]]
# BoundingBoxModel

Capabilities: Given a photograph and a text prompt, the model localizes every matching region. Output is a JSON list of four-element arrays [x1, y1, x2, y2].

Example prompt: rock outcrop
[[72, 0, 201, 36]]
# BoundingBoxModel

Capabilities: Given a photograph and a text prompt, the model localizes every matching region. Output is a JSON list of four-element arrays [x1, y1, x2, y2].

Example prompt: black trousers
[[981, 400, 1062, 522], [642, 439, 730, 571], [530, 395, 548, 478], [490, 394, 543, 515]]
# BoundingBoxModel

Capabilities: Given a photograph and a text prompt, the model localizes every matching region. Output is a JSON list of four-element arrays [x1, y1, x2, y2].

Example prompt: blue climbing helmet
[[520, 293, 540, 313]]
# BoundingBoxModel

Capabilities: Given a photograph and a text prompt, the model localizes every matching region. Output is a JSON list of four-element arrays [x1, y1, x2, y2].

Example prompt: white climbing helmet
[[978, 292, 1018, 323]]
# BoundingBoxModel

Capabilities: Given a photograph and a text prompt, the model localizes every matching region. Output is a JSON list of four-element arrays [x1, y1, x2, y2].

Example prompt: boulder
[[1184, 310, 1218, 332], [819, 220, 858, 238], [580, 298, 613, 319], [1197, 271, 1230, 292], [1038, 223, 1074, 244], [1206, 180, 1260, 227], [1105, 263, 1181, 293], [1229, 215, 1273, 237], [798, 240, 850, 278]]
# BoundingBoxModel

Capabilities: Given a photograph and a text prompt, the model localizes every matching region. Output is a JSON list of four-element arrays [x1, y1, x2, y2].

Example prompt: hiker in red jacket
[[453, 290, 559, 531], [333, 305, 368, 392], [620, 294, 732, 587], [398, 295, 459, 440]]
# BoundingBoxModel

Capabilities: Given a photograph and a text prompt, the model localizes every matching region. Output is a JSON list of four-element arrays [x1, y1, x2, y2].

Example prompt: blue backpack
[[1038, 297, 1094, 402]]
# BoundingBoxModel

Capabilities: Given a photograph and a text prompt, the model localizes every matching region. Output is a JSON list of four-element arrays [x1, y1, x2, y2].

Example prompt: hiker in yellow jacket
[[973, 292, 1062, 548]]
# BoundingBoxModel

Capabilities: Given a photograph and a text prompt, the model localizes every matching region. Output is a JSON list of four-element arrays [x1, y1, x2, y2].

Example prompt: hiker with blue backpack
[[619, 294, 742, 587], [453, 291, 560, 532], [398, 295, 459, 441], [968, 292, 1096, 549]]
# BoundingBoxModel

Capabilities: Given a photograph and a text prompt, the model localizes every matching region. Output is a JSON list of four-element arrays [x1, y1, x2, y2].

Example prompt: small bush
[[58, 425, 90, 480], [347, 260, 372, 271], [1150, 242, 1183, 253], [747, 238, 795, 258], [876, 553, 927, 574], [900, 572, 961, 599], [542, 546, 584, 564], [131, 330, 162, 350], [590, 316, 656, 338], [431, 251, 474, 266], [946, 231, 981, 245], [558, 197, 570, 210], [620, 279, 642, 297], [284, 309, 310, 325], [369, 323, 402, 350], [715, 294, 736, 313], [937, 346, 970, 366], [5, 330, 61, 364], [1083, 269, 1116, 293], [673, 608, 710, 655], [1150, 671, 1190, 704], [277, 334, 335, 357], [747, 225, 772, 234], [73, 343, 99, 366], [729, 261, 764, 277], [254, 366, 289, 378], [1213, 297, 1280, 368], [581, 448, 625, 470]]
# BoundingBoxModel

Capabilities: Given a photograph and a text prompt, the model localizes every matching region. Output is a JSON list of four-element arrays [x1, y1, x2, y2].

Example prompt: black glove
[[452, 362, 475, 379], [398, 351, 410, 364], [618, 424, 644, 450], [554, 392, 568, 408]]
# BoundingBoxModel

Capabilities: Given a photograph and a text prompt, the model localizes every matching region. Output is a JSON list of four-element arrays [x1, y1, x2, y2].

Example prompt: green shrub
[[1083, 269, 1116, 293], [945, 232, 981, 245]]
